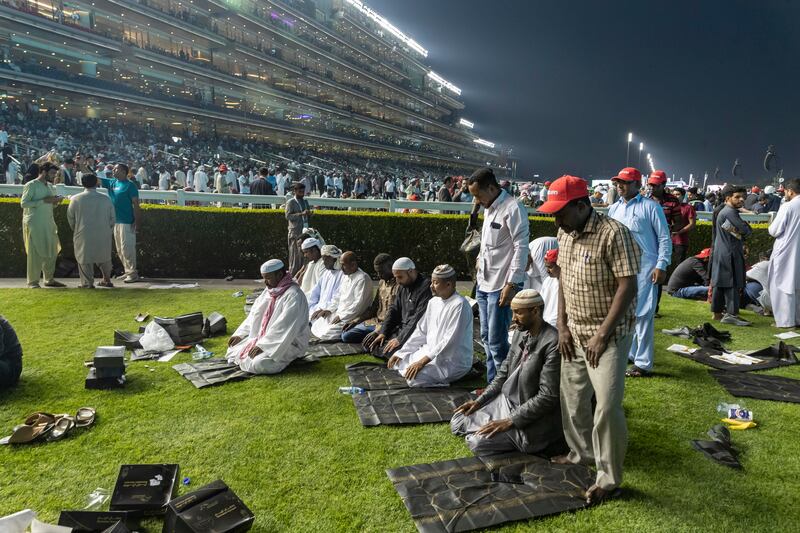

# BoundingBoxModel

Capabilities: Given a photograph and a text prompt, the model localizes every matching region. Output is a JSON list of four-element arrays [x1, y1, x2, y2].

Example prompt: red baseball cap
[[544, 181, 552, 187], [537, 175, 589, 214], [751, 186, 761, 193], [219, 164, 228, 172], [695, 248, 711, 260], [544, 248, 559, 263], [613, 167, 642, 183], [647, 170, 667, 185]]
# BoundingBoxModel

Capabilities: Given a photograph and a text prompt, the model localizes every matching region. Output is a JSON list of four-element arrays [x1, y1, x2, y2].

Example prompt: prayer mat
[[472, 320, 485, 357], [711, 370, 800, 403], [690, 424, 742, 469], [386, 452, 593, 532], [662, 323, 731, 353], [155, 312, 205, 345], [353, 388, 477, 426], [306, 342, 367, 358], [674, 342, 798, 372], [172, 359, 252, 389], [347, 361, 411, 390], [114, 330, 142, 350]]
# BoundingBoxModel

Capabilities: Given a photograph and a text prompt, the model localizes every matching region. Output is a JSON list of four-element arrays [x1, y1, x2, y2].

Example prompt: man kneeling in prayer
[[387, 264, 473, 387], [226, 259, 309, 374], [311, 252, 374, 341], [307, 245, 344, 318], [451, 289, 564, 456]]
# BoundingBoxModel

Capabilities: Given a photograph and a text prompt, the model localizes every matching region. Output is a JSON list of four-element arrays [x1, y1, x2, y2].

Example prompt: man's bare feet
[[584, 484, 621, 505], [550, 455, 575, 465]]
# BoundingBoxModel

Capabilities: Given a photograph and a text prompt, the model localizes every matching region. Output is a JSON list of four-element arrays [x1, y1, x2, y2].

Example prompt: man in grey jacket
[[451, 289, 564, 456], [285, 181, 311, 275]]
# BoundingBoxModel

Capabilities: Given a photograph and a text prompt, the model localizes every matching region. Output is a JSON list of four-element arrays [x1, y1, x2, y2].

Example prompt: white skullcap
[[431, 264, 456, 280], [392, 257, 415, 271], [510, 289, 544, 309], [764, 185, 776, 195], [260, 259, 284, 274], [301, 238, 320, 251], [321, 245, 342, 258]]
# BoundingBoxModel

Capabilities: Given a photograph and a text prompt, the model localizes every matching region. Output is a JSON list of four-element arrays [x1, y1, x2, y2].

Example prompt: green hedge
[[0, 198, 774, 279]]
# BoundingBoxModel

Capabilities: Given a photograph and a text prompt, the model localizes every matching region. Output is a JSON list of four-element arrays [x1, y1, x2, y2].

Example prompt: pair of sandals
[[625, 365, 651, 378], [0, 408, 96, 445]]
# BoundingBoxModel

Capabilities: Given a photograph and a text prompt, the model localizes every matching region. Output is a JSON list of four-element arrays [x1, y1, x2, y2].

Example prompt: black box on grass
[[94, 365, 126, 378], [94, 346, 126, 369], [85, 368, 126, 389], [110, 464, 180, 517], [162, 479, 254, 533], [57, 510, 132, 531]]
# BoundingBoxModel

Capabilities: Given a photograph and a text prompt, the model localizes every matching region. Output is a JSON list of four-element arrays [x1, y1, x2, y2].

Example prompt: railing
[[0, 184, 776, 223]]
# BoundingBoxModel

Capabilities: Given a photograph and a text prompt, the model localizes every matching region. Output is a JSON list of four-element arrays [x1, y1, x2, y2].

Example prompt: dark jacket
[[477, 324, 563, 454], [667, 256, 710, 293], [379, 275, 433, 347], [712, 205, 752, 289], [0, 315, 22, 389]]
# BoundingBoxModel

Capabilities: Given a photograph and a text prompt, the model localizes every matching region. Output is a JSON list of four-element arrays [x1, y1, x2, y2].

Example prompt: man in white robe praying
[[226, 259, 309, 374], [311, 252, 374, 341], [387, 264, 473, 387], [307, 245, 344, 318], [768, 178, 800, 328], [297, 238, 326, 298]]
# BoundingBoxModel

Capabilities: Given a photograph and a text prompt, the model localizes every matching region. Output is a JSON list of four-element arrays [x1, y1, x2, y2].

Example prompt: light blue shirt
[[607, 194, 672, 271]]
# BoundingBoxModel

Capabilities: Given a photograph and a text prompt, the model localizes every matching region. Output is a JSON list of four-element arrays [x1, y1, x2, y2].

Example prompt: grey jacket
[[285, 195, 308, 237], [477, 324, 563, 453], [711, 205, 752, 288]]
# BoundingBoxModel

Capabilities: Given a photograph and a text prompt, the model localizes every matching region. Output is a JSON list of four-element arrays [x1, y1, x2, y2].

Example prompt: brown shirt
[[361, 278, 399, 326], [558, 210, 641, 345]]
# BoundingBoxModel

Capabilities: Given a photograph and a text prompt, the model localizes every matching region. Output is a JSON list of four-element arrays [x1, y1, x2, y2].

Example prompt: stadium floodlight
[[627, 132, 633, 142], [345, 0, 428, 57], [427, 71, 462, 96], [474, 138, 495, 149], [459, 118, 474, 128]]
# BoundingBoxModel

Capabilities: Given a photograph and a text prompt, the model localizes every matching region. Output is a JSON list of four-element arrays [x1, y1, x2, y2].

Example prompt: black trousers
[[711, 286, 740, 315], [0, 349, 22, 390]]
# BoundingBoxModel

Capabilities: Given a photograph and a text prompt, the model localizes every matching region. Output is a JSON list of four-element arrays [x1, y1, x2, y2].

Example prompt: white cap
[[301, 238, 320, 251], [511, 289, 544, 308], [321, 245, 342, 258], [431, 264, 456, 279], [260, 259, 284, 274], [764, 185, 776, 195], [392, 257, 415, 271]]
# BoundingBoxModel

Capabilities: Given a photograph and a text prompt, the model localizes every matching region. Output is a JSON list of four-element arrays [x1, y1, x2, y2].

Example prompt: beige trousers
[[26, 248, 56, 286], [560, 334, 632, 490], [78, 261, 112, 288], [113, 223, 137, 278]]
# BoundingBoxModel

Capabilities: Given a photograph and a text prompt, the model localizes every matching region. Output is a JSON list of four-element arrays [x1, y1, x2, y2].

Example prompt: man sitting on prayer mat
[[311, 252, 374, 341], [226, 259, 309, 374], [387, 264, 473, 387], [307, 245, 344, 319], [451, 289, 564, 456], [341, 253, 398, 344], [364, 257, 433, 360], [297, 238, 326, 298], [540, 248, 560, 328]]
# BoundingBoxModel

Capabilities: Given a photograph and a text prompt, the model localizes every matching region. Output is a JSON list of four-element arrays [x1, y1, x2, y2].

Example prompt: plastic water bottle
[[716, 402, 752, 421], [339, 386, 365, 395]]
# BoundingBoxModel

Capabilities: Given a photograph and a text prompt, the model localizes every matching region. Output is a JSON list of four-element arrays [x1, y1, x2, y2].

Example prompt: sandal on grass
[[75, 407, 96, 428], [46, 416, 76, 441], [625, 366, 651, 378], [0, 413, 56, 445]]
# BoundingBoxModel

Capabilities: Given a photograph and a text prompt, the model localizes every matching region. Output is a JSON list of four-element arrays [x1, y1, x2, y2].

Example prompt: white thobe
[[226, 284, 309, 374], [66, 189, 115, 263], [524, 237, 558, 291], [186, 169, 194, 189], [276, 175, 287, 197], [135, 167, 147, 187], [158, 172, 170, 190], [6, 161, 18, 184], [194, 170, 208, 192], [300, 258, 326, 297], [393, 293, 474, 387], [311, 269, 374, 340], [174, 170, 186, 187], [768, 197, 800, 327], [308, 268, 344, 318], [539, 276, 559, 328]]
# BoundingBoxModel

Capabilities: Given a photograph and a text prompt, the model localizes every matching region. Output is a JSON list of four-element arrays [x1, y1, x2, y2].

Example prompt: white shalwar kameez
[[393, 293, 474, 387], [307, 268, 344, 318], [311, 269, 373, 340], [300, 258, 327, 298], [226, 284, 309, 374], [768, 197, 800, 327], [539, 276, 559, 328]]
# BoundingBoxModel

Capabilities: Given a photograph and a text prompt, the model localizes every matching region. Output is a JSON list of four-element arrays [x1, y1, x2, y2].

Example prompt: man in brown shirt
[[538, 175, 640, 505], [341, 254, 398, 343]]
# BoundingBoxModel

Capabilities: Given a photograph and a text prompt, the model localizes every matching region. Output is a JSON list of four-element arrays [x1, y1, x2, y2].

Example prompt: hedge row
[[0, 199, 773, 279]]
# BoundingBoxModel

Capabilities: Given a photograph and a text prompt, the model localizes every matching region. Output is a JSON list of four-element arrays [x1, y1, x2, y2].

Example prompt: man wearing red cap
[[538, 175, 640, 504], [666, 248, 711, 300], [540, 248, 560, 328], [608, 167, 671, 377]]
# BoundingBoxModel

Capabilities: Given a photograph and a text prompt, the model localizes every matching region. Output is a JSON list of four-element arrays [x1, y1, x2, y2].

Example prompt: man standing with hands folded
[[537, 175, 640, 505]]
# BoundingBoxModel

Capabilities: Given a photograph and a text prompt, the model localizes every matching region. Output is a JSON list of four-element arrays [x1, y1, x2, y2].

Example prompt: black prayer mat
[[306, 342, 367, 358], [711, 370, 800, 403], [674, 342, 799, 372], [690, 424, 742, 469], [173, 359, 253, 389], [353, 388, 476, 426], [347, 361, 409, 390], [386, 453, 593, 533]]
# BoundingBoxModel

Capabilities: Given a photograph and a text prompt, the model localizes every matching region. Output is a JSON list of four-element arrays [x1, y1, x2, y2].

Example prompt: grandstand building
[[0, 0, 511, 174]]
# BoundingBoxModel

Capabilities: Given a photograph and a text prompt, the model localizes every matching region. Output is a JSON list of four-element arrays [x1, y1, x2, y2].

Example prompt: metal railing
[[0, 184, 775, 223]]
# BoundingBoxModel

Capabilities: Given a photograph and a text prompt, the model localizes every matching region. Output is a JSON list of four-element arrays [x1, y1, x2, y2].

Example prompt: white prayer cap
[[321, 245, 342, 258], [260, 259, 284, 274], [511, 289, 544, 309], [431, 264, 456, 280], [392, 257, 415, 271], [764, 185, 776, 194], [301, 238, 321, 251]]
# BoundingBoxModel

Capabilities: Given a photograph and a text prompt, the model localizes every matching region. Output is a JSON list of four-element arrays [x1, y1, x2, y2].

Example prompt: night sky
[[368, 0, 800, 184]]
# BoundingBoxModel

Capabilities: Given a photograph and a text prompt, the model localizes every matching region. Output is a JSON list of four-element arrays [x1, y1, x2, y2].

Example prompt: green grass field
[[1, 288, 799, 532]]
